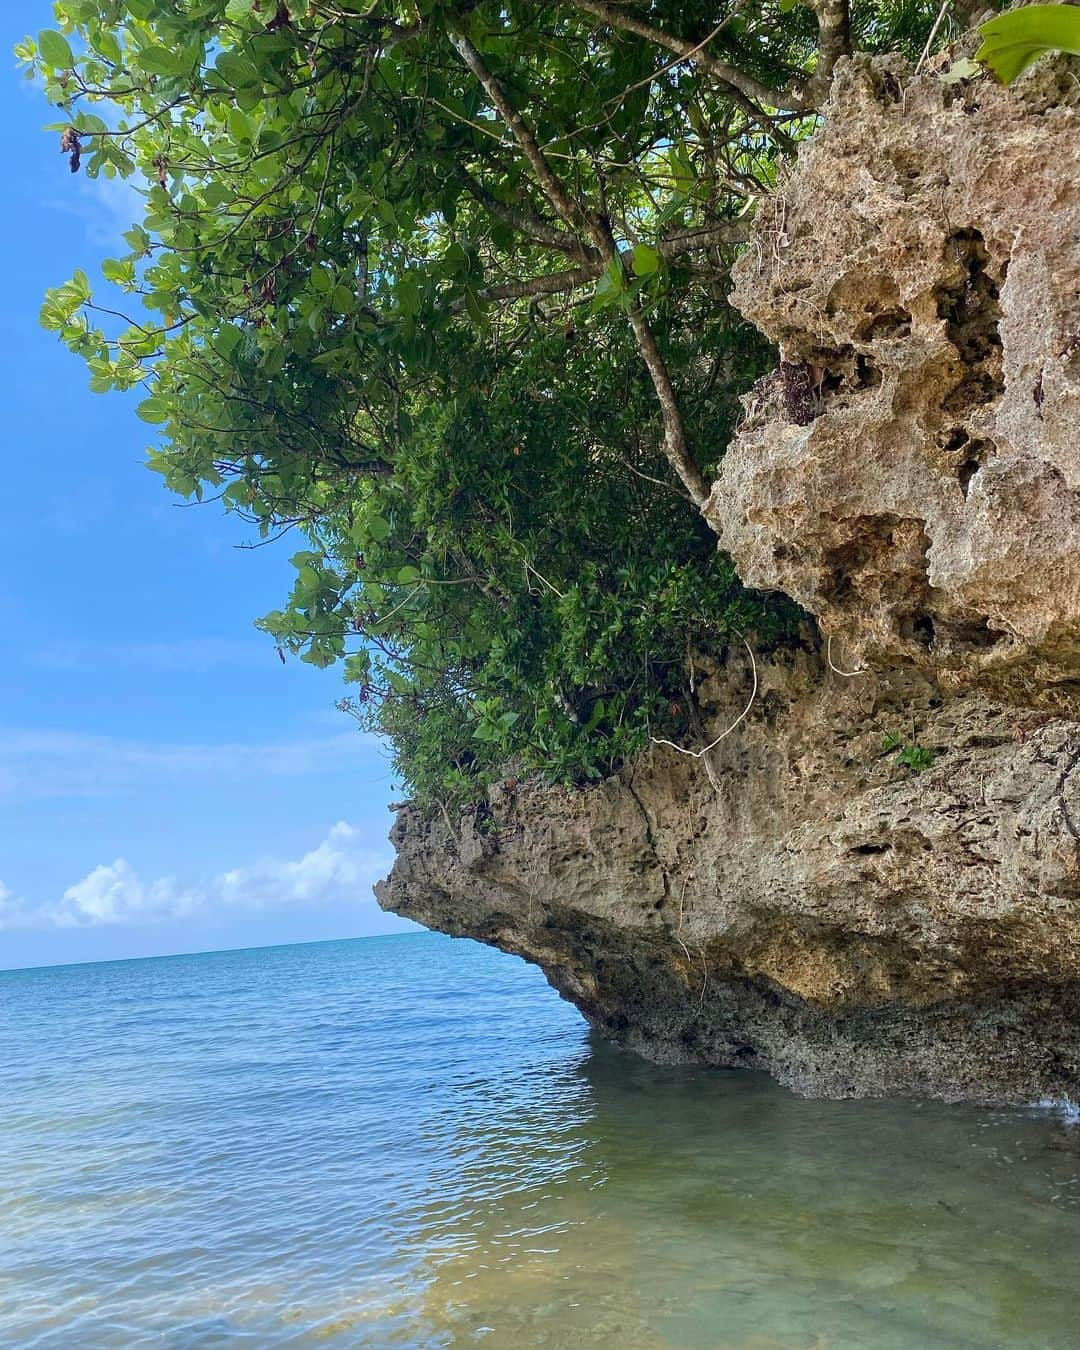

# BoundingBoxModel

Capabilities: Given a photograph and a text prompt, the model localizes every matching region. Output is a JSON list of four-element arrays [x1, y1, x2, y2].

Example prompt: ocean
[[0, 931, 1077, 1347]]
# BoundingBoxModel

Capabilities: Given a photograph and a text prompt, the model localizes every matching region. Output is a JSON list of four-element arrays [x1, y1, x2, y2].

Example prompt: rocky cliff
[[378, 54, 1080, 1102], [708, 51, 1080, 705]]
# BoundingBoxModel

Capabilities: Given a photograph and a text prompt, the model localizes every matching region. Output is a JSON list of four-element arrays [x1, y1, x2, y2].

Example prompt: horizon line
[[0, 926, 432, 977]]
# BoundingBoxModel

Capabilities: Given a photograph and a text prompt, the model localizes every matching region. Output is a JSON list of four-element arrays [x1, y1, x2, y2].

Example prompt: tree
[[23, 1, 965, 803]]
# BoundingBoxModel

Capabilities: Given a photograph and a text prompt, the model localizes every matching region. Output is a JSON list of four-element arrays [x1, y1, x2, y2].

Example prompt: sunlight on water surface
[[0, 932, 1077, 1347]]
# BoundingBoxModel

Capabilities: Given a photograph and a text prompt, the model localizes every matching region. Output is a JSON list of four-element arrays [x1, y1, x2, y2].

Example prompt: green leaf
[[101, 258, 134, 285], [343, 652, 371, 684], [593, 256, 626, 308], [397, 565, 422, 584], [630, 244, 661, 278], [368, 515, 391, 541], [74, 113, 109, 135], [214, 50, 260, 91], [123, 226, 151, 254], [228, 107, 252, 143], [464, 287, 487, 328], [940, 57, 981, 85], [260, 343, 286, 375], [976, 4, 1080, 84], [289, 549, 321, 569], [137, 45, 185, 77], [302, 644, 337, 669], [584, 698, 606, 732], [668, 144, 696, 195], [216, 323, 243, 357], [396, 272, 421, 317], [95, 30, 122, 65], [136, 397, 168, 423], [38, 30, 74, 69]]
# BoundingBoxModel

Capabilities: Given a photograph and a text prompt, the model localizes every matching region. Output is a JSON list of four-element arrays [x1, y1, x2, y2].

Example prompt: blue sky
[[0, 5, 418, 969]]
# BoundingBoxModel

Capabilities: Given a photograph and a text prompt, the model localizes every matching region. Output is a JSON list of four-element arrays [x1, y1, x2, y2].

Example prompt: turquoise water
[[0, 932, 1077, 1348]]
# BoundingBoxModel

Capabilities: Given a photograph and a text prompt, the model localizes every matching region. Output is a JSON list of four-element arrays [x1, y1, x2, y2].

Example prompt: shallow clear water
[[0, 933, 1077, 1348]]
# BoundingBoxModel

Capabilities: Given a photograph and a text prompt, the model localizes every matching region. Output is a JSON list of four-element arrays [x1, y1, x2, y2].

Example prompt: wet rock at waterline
[[379, 648, 1080, 1102]]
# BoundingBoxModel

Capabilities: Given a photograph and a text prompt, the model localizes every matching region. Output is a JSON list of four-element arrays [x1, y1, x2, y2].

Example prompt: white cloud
[[217, 822, 379, 909], [0, 823, 391, 932], [0, 727, 385, 802], [46, 860, 203, 928]]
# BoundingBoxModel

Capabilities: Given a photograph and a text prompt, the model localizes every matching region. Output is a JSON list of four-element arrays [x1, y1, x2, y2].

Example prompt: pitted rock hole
[[935, 230, 1006, 413], [940, 428, 994, 497], [855, 307, 912, 341]]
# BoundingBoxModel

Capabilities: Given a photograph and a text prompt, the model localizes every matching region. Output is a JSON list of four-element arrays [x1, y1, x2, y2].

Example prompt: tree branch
[[568, 0, 802, 112], [454, 166, 586, 258], [660, 220, 752, 257], [623, 306, 709, 508], [448, 32, 589, 234], [471, 264, 602, 303], [460, 223, 753, 306], [449, 28, 711, 511], [805, 0, 851, 105]]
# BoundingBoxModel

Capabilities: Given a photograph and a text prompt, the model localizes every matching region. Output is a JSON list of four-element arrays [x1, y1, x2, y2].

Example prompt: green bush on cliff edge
[[24, 1, 991, 805]]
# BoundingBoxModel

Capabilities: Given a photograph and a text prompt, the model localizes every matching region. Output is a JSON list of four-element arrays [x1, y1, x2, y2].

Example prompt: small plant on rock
[[882, 731, 935, 774]]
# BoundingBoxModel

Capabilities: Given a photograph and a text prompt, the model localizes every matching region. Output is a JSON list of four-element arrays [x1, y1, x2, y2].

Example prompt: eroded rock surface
[[379, 54, 1080, 1103], [379, 649, 1080, 1101], [708, 54, 1080, 706]]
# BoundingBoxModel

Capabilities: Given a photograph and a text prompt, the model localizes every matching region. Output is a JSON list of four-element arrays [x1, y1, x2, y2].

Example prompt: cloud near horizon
[[0, 823, 391, 932]]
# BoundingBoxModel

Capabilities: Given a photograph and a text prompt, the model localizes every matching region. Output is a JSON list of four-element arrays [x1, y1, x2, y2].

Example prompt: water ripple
[[1, 933, 1078, 1347]]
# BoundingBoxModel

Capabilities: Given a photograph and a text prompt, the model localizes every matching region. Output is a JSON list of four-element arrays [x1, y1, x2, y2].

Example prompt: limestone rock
[[379, 649, 1080, 1102], [708, 54, 1080, 706], [379, 54, 1080, 1104]]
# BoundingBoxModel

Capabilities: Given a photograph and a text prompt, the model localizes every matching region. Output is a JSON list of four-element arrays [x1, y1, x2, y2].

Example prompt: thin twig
[[523, 557, 566, 599], [916, 0, 951, 74], [570, 0, 799, 111], [435, 796, 461, 852]]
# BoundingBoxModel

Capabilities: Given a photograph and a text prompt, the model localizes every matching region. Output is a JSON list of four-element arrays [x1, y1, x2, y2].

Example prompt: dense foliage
[[25, 0, 974, 803]]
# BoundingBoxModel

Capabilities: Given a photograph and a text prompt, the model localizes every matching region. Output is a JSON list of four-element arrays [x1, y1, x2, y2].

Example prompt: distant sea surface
[[1, 932, 1078, 1348]]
